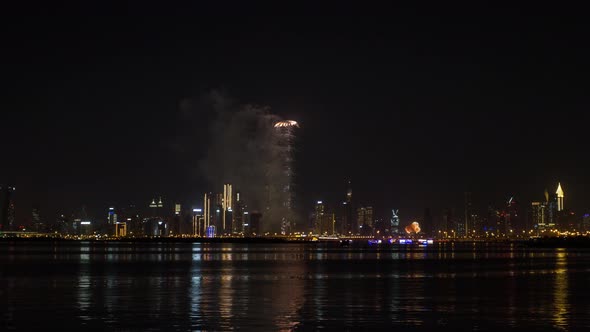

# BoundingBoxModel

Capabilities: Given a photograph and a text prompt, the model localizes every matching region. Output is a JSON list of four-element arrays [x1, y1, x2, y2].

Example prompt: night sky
[[2, 2, 590, 224]]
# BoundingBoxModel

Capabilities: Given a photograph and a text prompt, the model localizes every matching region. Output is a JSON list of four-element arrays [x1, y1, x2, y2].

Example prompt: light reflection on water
[[1, 241, 590, 330]]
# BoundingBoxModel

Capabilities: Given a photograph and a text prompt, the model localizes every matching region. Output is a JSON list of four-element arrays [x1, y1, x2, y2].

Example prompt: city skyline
[[4, 4, 590, 331], [2, 3, 590, 227], [5, 178, 584, 240], [0, 164, 583, 231]]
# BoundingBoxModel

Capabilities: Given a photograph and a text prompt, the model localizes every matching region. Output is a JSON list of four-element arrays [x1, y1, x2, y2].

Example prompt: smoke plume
[[196, 92, 292, 232]]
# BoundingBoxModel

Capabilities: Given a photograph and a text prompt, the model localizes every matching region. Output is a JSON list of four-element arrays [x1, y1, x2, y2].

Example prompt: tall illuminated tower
[[340, 180, 353, 234], [274, 120, 299, 234], [203, 192, 212, 232], [314, 201, 325, 234], [556, 182, 564, 212], [222, 183, 233, 233]]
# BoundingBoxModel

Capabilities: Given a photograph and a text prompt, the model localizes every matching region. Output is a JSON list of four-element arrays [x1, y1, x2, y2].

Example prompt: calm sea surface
[[1, 241, 590, 331]]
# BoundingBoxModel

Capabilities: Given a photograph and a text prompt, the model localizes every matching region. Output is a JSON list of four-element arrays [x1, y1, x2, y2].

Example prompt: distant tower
[[32, 207, 44, 232], [0, 185, 15, 231], [340, 180, 353, 234], [390, 209, 400, 235], [203, 192, 212, 231], [346, 180, 352, 204], [556, 182, 564, 212], [233, 191, 246, 234], [222, 183, 233, 234], [506, 196, 519, 233], [149, 197, 164, 217], [274, 120, 299, 234], [314, 201, 325, 234], [107, 207, 117, 225], [464, 192, 473, 236], [357, 206, 374, 235]]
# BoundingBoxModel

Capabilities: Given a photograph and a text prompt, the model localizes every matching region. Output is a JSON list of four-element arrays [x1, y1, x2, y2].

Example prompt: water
[[1, 241, 590, 331]]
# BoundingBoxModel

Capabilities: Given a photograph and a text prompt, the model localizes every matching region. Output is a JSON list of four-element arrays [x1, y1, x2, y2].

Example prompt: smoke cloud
[[196, 91, 293, 232]]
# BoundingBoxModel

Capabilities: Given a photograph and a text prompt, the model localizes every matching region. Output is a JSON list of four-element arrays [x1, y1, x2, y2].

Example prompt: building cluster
[[2, 180, 590, 240], [428, 182, 584, 239], [308, 181, 395, 237], [307, 182, 589, 240], [15, 183, 267, 238]]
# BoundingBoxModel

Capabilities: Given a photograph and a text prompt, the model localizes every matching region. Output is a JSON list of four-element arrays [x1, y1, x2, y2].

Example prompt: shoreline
[[1, 236, 590, 248]]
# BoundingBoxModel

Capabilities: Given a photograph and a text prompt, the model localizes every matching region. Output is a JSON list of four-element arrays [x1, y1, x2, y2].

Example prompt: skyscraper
[[464, 192, 473, 236], [506, 196, 519, 232], [170, 203, 182, 236], [0, 185, 15, 231], [390, 209, 400, 235], [31, 207, 44, 233], [556, 182, 564, 212], [357, 206, 373, 235], [222, 183, 233, 234], [248, 211, 262, 236], [233, 191, 246, 234], [203, 192, 212, 231], [274, 120, 299, 234], [149, 197, 164, 217], [314, 201, 325, 234], [344, 180, 353, 234], [582, 214, 590, 232], [108, 207, 117, 225], [531, 202, 547, 234]]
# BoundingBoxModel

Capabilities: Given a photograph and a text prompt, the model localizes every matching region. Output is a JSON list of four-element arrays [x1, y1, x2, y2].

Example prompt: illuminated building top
[[556, 183, 564, 197], [274, 120, 299, 128], [556, 182, 564, 212]]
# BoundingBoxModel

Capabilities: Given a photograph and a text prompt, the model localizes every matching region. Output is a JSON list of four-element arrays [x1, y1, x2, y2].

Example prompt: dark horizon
[[2, 3, 590, 225]]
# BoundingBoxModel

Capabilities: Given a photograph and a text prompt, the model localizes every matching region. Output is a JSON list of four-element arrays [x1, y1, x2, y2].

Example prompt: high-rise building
[[170, 203, 182, 236], [0, 185, 15, 231], [123, 204, 142, 236], [464, 192, 473, 236], [206, 225, 216, 238], [31, 207, 44, 232], [341, 180, 354, 234], [547, 200, 558, 229], [248, 211, 262, 236], [274, 120, 299, 234], [314, 201, 325, 234], [149, 197, 164, 217], [222, 183, 233, 234], [531, 202, 547, 234], [312, 201, 334, 235], [108, 207, 117, 225], [213, 193, 223, 231], [233, 191, 246, 234], [442, 208, 453, 234], [506, 196, 519, 233], [357, 206, 373, 235], [556, 182, 564, 212], [582, 214, 590, 232], [203, 192, 212, 232], [192, 208, 203, 236], [324, 212, 336, 235], [115, 222, 127, 237], [390, 209, 400, 235]]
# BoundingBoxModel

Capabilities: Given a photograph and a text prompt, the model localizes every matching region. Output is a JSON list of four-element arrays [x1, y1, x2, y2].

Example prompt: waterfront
[[1, 241, 590, 330]]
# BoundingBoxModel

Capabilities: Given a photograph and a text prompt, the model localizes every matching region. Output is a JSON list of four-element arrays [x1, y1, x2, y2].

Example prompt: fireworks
[[404, 221, 421, 234], [274, 120, 299, 128]]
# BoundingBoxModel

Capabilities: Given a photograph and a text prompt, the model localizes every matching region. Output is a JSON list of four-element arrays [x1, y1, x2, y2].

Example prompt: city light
[[274, 120, 299, 128]]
